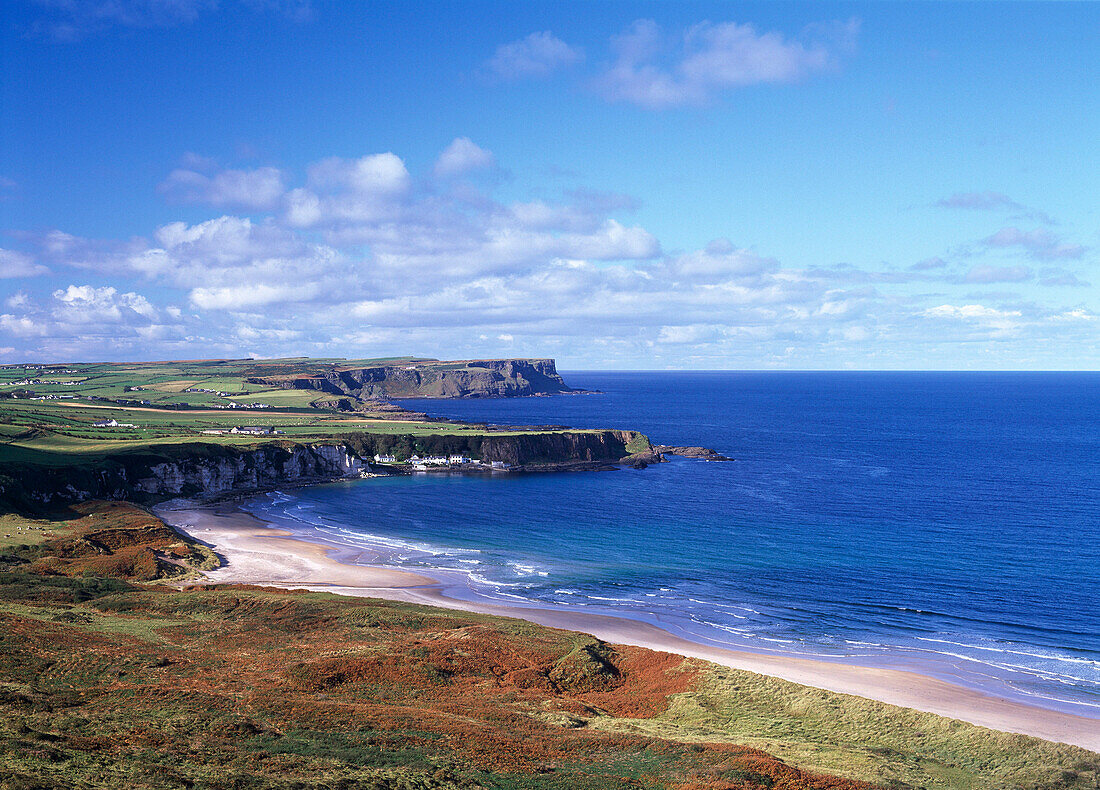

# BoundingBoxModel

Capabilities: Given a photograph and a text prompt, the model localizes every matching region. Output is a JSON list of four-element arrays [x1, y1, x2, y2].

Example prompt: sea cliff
[[248, 358, 579, 400], [0, 430, 659, 508]]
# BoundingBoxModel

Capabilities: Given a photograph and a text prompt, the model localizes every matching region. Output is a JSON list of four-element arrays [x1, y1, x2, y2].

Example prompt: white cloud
[[190, 282, 322, 310], [0, 249, 49, 278], [306, 153, 410, 195], [53, 284, 157, 321], [923, 304, 1022, 322], [14, 142, 1100, 367], [668, 239, 777, 282], [284, 153, 412, 228], [595, 18, 858, 109], [486, 31, 583, 79], [159, 166, 285, 210], [434, 137, 495, 178], [0, 314, 43, 338], [1053, 308, 1096, 322], [657, 324, 725, 344]]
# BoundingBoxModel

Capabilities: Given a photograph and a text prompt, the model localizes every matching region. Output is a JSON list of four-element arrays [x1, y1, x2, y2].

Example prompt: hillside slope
[[0, 505, 1096, 790]]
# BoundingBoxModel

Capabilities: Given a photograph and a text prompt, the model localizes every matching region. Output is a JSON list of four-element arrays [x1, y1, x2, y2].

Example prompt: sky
[[1, 1, 1099, 369]]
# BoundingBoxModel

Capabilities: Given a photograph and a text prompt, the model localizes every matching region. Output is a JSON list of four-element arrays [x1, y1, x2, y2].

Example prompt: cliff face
[[0, 431, 659, 508], [249, 358, 576, 400], [479, 430, 652, 466], [0, 443, 365, 507], [342, 429, 659, 470]]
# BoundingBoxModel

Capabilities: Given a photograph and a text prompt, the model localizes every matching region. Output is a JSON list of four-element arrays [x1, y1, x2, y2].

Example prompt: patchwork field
[[0, 357, 423, 415], [0, 358, 582, 467]]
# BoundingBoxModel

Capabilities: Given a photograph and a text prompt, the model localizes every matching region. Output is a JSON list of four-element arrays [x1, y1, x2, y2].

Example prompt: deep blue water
[[246, 372, 1100, 716]]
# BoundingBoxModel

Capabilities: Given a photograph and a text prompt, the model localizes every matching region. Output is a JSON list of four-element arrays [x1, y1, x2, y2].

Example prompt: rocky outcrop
[[249, 359, 580, 400], [654, 445, 732, 462]]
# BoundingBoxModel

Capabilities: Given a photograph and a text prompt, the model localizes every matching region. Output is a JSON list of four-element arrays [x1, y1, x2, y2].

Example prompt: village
[[372, 452, 511, 472], [89, 419, 512, 471]]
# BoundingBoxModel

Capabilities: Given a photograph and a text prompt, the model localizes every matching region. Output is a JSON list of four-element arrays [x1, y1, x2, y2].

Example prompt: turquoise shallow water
[[243, 372, 1100, 717]]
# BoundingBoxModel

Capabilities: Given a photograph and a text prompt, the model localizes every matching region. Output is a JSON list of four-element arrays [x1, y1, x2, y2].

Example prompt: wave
[[914, 637, 1100, 668], [239, 485, 1100, 715]]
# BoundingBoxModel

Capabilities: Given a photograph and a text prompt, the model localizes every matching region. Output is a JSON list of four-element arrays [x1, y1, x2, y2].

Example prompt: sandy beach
[[157, 501, 1100, 753]]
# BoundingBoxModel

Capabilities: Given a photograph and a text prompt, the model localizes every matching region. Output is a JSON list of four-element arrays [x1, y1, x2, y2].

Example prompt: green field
[[0, 357, 431, 411], [0, 357, 588, 466]]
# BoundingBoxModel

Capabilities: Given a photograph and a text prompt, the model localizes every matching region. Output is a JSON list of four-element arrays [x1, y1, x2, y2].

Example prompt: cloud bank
[[1, 145, 1096, 368]]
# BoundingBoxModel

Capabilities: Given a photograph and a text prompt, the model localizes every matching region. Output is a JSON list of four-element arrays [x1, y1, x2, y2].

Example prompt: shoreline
[[156, 500, 1100, 753]]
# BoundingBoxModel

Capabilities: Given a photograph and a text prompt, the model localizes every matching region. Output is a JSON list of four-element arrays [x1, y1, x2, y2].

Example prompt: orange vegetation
[[0, 505, 881, 789]]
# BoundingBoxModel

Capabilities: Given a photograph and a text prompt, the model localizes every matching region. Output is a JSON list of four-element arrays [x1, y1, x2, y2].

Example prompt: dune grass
[[590, 664, 1099, 789]]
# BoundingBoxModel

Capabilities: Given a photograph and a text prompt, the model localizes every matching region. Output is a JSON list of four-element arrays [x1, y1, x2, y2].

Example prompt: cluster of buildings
[[1, 366, 75, 374], [180, 387, 271, 409], [92, 419, 137, 428], [372, 453, 511, 471], [183, 386, 234, 397], [200, 426, 285, 436]]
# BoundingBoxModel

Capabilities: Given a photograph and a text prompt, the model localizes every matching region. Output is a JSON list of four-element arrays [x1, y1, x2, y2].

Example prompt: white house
[[490, 460, 511, 470], [231, 426, 282, 435], [93, 418, 136, 428], [424, 456, 449, 465], [374, 454, 397, 464], [448, 454, 471, 464]]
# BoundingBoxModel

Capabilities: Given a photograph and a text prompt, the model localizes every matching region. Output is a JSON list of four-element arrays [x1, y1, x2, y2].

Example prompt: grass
[[0, 512, 68, 548], [590, 665, 1099, 789], [0, 357, 623, 484], [0, 504, 1096, 790], [0, 599, 185, 643]]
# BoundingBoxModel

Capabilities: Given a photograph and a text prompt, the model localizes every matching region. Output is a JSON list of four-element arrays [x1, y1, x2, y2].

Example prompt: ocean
[[243, 371, 1100, 717]]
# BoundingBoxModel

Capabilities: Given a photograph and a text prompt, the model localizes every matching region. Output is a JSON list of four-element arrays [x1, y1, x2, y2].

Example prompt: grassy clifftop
[[0, 504, 1096, 790], [0, 356, 659, 509]]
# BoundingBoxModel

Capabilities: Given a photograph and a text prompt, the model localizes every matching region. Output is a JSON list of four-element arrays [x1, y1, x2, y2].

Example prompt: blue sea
[[244, 372, 1100, 716]]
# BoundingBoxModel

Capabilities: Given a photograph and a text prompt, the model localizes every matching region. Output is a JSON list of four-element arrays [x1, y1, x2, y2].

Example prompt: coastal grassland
[[0, 356, 635, 493], [1, 505, 1096, 790], [589, 668, 1098, 789], [0, 400, 579, 476], [0, 512, 68, 549], [0, 397, 479, 446], [0, 512, 872, 790], [0, 356, 430, 414], [0, 355, 490, 411]]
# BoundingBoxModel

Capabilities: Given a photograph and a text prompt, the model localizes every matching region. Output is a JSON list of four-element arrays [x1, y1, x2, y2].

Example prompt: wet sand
[[157, 501, 1100, 752]]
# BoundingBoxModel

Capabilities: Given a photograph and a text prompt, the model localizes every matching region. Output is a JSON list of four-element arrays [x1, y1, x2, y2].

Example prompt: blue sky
[[2, 1, 1099, 368]]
